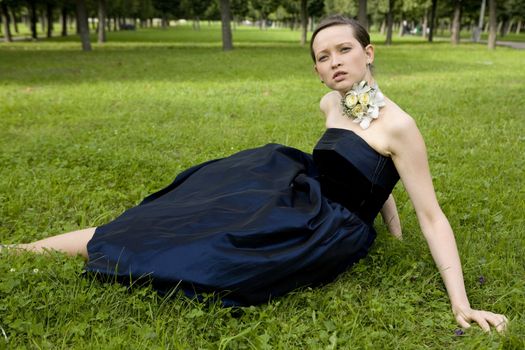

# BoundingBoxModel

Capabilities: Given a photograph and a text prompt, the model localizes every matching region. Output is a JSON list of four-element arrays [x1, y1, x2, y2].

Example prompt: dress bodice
[[313, 128, 400, 224]]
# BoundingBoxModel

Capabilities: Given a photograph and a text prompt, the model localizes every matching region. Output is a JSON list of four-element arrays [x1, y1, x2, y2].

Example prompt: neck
[[338, 77, 376, 97]]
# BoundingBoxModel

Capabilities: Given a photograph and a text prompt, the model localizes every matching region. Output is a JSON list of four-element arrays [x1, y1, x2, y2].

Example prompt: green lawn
[[0, 25, 524, 349]]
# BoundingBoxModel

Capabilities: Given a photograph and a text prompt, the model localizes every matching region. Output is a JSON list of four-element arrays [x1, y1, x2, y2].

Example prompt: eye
[[317, 55, 328, 62], [341, 47, 351, 52]]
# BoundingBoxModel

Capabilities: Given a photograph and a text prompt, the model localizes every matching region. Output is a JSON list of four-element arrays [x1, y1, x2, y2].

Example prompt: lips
[[332, 71, 347, 81]]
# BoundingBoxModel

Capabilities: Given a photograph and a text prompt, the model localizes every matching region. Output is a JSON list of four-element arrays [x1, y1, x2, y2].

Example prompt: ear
[[314, 64, 323, 80], [365, 44, 375, 64]]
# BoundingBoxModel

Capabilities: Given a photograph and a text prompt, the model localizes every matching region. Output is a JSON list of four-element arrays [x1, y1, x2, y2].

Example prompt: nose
[[330, 55, 342, 68]]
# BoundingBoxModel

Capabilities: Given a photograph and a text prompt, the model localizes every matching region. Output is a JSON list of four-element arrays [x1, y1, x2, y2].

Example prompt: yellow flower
[[359, 92, 370, 106], [344, 92, 358, 108], [352, 103, 364, 116]]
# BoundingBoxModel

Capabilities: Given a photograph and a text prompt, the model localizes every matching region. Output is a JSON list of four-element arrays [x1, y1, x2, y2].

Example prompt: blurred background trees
[[0, 0, 523, 50]]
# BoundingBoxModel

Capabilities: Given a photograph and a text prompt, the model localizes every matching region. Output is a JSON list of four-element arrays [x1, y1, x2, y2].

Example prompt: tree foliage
[[1, 0, 523, 49]]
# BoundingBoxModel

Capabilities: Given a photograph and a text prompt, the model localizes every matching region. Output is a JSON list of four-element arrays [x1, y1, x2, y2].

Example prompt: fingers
[[454, 308, 509, 334], [471, 312, 491, 332], [455, 315, 471, 329], [488, 313, 508, 333], [461, 310, 509, 333], [478, 311, 508, 333], [392, 231, 403, 240]]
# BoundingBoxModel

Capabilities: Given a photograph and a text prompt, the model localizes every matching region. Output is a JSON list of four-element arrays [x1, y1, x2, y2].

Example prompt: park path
[[480, 40, 525, 49], [494, 40, 525, 49], [463, 39, 525, 49]]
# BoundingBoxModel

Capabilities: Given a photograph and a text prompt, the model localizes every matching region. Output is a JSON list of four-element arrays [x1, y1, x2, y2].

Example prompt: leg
[[5, 227, 97, 259]]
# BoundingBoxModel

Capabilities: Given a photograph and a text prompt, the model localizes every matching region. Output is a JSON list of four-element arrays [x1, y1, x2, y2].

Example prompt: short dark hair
[[310, 15, 371, 63]]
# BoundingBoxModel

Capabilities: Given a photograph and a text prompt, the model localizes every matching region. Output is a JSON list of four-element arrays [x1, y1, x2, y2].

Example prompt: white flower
[[374, 90, 386, 107], [33, 268, 39, 274], [368, 104, 379, 119], [9, 268, 16, 273], [359, 118, 371, 129], [341, 81, 386, 130], [354, 80, 371, 95]]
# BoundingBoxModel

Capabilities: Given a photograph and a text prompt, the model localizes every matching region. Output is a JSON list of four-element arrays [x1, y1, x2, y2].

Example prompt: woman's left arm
[[380, 194, 402, 240], [388, 116, 508, 333]]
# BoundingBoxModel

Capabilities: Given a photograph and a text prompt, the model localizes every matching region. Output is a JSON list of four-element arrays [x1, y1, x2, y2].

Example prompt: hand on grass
[[386, 220, 402, 240], [454, 306, 508, 333]]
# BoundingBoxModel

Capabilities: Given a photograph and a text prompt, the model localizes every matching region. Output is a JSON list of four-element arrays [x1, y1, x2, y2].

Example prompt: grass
[[1, 24, 524, 348]]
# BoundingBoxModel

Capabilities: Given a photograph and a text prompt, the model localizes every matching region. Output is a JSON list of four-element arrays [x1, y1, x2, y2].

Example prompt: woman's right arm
[[388, 114, 507, 333]]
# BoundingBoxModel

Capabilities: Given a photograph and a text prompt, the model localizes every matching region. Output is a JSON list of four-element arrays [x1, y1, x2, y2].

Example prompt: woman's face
[[312, 25, 374, 94]]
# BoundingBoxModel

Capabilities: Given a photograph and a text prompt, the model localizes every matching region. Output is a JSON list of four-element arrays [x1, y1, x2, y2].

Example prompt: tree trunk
[[29, 0, 38, 39], [10, 7, 18, 33], [487, 0, 496, 49], [358, 0, 368, 30], [219, 0, 233, 51], [380, 18, 386, 35], [98, 0, 106, 43], [505, 19, 513, 36], [1, 3, 12, 42], [473, 0, 485, 42], [496, 21, 502, 35], [75, 0, 92, 51], [40, 12, 45, 33], [499, 20, 507, 37], [451, 0, 461, 45], [385, 0, 394, 45], [422, 9, 428, 38], [300, 0, 307, 45], [46, 3, 53, 38], [517, 20, 522, 34], [75, 8, 80, 34], [428, 0, 438, 42], [61, 7, 68, 36]]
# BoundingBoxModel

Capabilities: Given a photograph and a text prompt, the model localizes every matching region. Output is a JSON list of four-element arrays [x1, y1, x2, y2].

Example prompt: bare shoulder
[[382, 97, 419, 137], [382, 97, 423, 155], [319, 91, 341, 115]]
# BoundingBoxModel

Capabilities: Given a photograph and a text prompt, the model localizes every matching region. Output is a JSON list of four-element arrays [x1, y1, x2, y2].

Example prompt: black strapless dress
[[86, 128, 399, 306]]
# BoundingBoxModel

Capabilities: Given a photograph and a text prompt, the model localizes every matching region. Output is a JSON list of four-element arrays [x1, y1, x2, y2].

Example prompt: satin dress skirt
[[86, 143, 375, 306]]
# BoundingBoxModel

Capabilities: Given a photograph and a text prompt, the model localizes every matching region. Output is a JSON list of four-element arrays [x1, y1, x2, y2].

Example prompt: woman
[[1, 15, 507, 332]]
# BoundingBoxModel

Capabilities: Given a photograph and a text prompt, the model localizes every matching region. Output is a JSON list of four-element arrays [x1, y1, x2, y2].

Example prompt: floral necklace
[[341, 80, 386, 130]]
